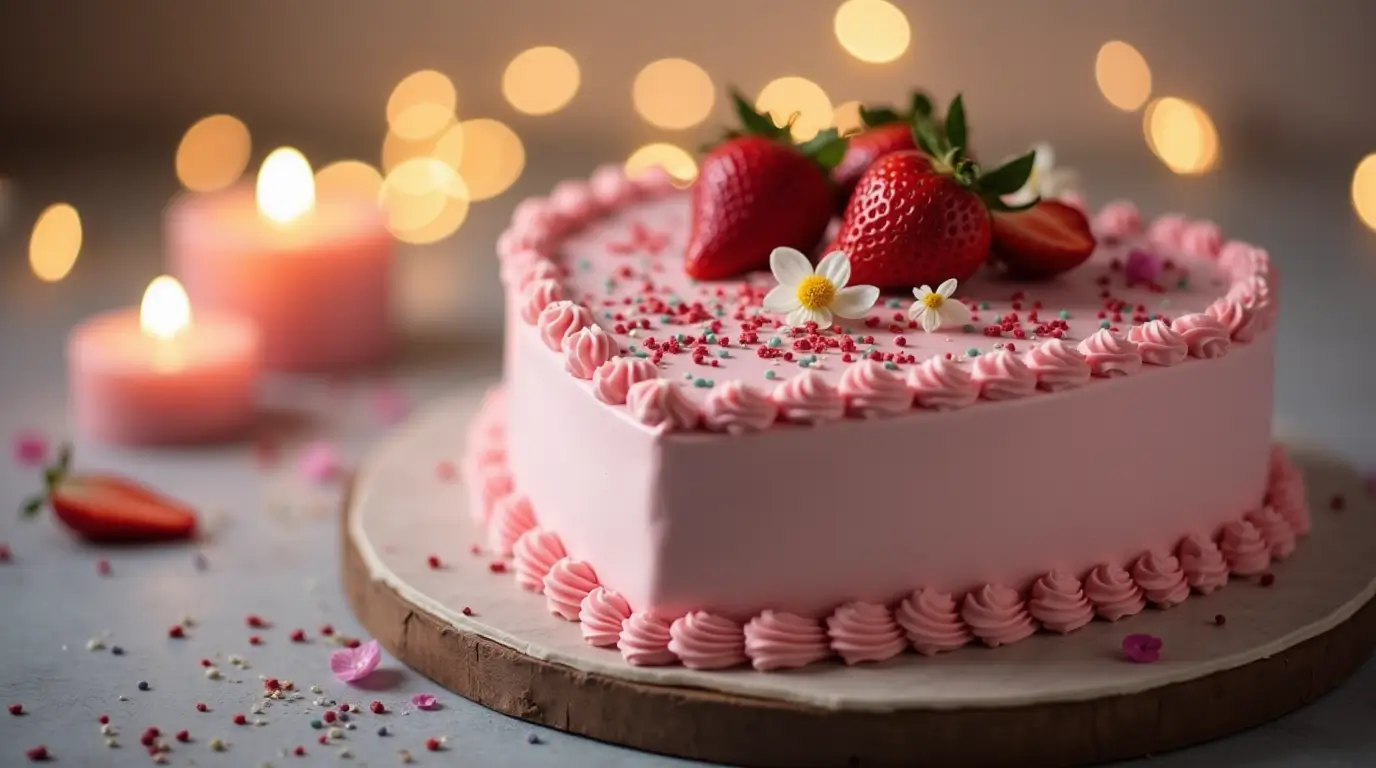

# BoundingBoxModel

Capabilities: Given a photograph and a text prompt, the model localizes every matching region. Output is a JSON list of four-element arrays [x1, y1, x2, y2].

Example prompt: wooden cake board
[[342, 392, 1376, 768]]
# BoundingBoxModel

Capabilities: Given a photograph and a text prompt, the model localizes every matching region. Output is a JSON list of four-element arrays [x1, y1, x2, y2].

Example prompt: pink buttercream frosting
[[1077, 329, 1143, 377], [1247, 506, 1297, 560], [543, 557, 599, 621], [589, 164, 636, 209], [629, 164, 675, 196], [1084, 564, 1146, 621], [512, 527, 568, 593], [1178, 534, 1230, 594], [1181, 220, 1223, 259], [743, 611, 832, 671], [826, 601, 906, 664], [1268, 463, 1311, 535], [625, 379, 700, 431], [477, 467, 514, 525], [1128, 320, 1188, 367], [971, 350, 1037, 401], [619, 612, 676, 667], [1219, 520, 1270, 575], [1094, 200, 1143, 239], [1170, 313, 1231, 359], [511, 196, 551, 230], [516, 259, 564, 292], [702, 381, 779, 434], [1220, 243, 1272, 281], [537, 300, 594, 353], [1131, 551, 1190, 607], [519, 277, 564, 325], [579, 587, 632, 647], [1148, 213, 1189, 250], [562, 325, 615, 380], [1023, 339, 1091, 391], [1206, 297, 1258, 343], [896, 588, 972, 654], [961, 584, 1037, 647], [838, 360, 912, 418], [771, 370, 845, 424], [548, 179, 600, 226], [907, 357, 980, 410], [488, 492, 537, 557], [592, 356, 659, 405], [668, 611, 748, 670], [1228, 275, 1276, 331], [1028, 570, 1095, 634]]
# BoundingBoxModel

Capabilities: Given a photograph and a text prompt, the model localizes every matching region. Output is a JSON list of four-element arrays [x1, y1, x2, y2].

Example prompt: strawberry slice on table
[[683, 91, 846, 281], [831, 94, 1043, 291], [990, 200, 1097, 279], [21, 445, 198, 543], [832, 91, 938, 208]]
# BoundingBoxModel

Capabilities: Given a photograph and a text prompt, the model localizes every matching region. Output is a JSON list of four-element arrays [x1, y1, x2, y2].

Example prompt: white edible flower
[[1003, 142, 1078, 206], [909, 279, 972, 333], [762, 247, 879, 328]]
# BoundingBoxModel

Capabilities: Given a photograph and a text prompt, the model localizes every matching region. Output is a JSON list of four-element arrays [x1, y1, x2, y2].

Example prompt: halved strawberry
[[991, 201, 1097, 279], [21, 445, 198, 543]]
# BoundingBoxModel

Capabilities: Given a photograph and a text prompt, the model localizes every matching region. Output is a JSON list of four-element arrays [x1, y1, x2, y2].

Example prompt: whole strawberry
[[684, 91, 845, 281], [832, 95, 1039, 291], [832, 91, 937, 207]]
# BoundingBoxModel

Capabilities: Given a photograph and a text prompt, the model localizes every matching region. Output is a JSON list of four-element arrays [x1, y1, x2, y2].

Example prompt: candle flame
[[257, 147, 316, 224], [140, 276, 193, 340]]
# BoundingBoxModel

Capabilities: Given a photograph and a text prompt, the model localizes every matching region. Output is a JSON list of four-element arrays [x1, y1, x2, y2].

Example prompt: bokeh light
[[756, 77, 834, 141], [431, 122, 466, 170], [1096, 41, 1153, 112], [1352, 154, 1376, 231], [29, 203, 82, 283], [633, 58, 715, 130], [503, 47, 580, 116], [453, 118, 525, 200], [626, 143, 698, 185], [256, 147, 316, 223], [1144, 97, 1219, 175], [315, 160, 384, 200], [832, 100, 865, 136], [386, 70, 457, 141], [175, 114, 251, 192], [833, 0, 911, 64], [379, 158, 470, 244]]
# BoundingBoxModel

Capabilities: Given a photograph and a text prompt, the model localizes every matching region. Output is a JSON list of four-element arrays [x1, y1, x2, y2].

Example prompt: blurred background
[[2, 0, 1375, 440]]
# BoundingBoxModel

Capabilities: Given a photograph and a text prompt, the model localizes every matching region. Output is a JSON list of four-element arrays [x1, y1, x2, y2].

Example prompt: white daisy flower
[[762, 247, 879, 328], [909, 278, 972, 333], [1003, 142, 1079, 207]]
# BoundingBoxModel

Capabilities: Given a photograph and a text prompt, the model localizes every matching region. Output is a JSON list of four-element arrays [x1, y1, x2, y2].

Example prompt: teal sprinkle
[[993, 314, 1003, 323], [603, 278, 616, 291], [577, 259, 592, 272], [627, 344, 638, 353], [668, 297, 682, 307], [634, 351, 649, 358], [718, 350, 731, 359], [886, 298, 902, 309], [705, 333, 717, 343], [676, 333, 686, 343], [966, 348, 981, 357], [311, 720, 323, 730], [799, 359, 812, 368], [979, 302, 991, 310], [715, 307, 726, 317], [660, 315, 673, 324], [854, 335, 865, 343], [693, 378, 713, 388], [962, 324, 976, 333], [634, 296, 644, 304], [809, 355, 819, 363], [768, 337, 783, 348], [764, 370, 778, 380], [602, 311, 613, 320], [1177, 277, 1189, 289], [683, 372, 693, 380], [1058, 310, 1071, 320], [883, 361, 898, 371], [1099, 319, 1111, 329]]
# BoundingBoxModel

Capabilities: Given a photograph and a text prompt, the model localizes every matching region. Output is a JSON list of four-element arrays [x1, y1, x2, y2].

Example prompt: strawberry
[[21, 445, 198, 543], [991, 200, 1098, 279], [684, 91, 845, 281], [832, 91, 938, 207], [831, 95, 1041, 290]]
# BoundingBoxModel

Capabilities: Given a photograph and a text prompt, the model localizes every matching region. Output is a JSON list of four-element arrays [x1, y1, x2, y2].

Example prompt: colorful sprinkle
[[764, 370, 777, 380], [966, 348, 981, 357], [1099, 320, 1111, 329], [1058, 310, 1071, 319]]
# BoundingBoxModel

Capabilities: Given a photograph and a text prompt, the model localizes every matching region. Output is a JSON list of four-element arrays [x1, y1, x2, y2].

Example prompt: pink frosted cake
[[464, 102, 1306, 671]]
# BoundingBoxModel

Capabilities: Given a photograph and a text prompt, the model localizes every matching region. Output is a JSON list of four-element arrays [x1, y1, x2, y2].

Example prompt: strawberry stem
[[908, 92, 1041, 212]]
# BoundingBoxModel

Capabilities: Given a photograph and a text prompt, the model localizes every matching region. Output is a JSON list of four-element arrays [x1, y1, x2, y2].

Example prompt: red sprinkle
[[96, 559, 112, 576], [320, 624, 335, 636], [175, 730, 190, 743], [343, 638, 361, 649], [339, 704, 351, 713], [294, 746, 307, 756], [318, 734, 329, 745], [461, 606, 473, 616], [249, 635, 263, 646], [426, 737, 443, 752], [488, 561, 508, 574], [246, 615, 268, 628], [168, 625, 185, 639], [895, 336, 907, 347], [323, 710, 337, 724], [1260, 573, 1276, 587], [233, 713, 248, 726], [1214, 614, 1227, 626], [140, 731, 157, 747], [99, 715, 109, 724], [200, 658, 213, 667], [196, 703, 208, 712], [25, 745, 48, 761], [0, 544, 10, 561], [427, 554, 442, 569], [435, 460, 457, 481], [290, 628, 307, 643], [370, 700, 385, 714], [264, 678, 281, 691], [8, 703, 23, 715], [1330, 493, 1347, 511]]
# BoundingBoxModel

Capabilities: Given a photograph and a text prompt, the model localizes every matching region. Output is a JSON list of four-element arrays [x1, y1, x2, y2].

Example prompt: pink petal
[[299, 441, 341, 483], [12, 430, 48, 467], [1122, 633, 1163, 663], [330, 639, 382, 683], [410, 693, 438, 710], [373, 384, 410, 425]]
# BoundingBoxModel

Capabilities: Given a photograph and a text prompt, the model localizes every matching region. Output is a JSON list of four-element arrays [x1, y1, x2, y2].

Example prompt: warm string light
[[633, 58, 715, 129], [1352, 154, 1376, 231], [755, 77, 834, 141], [626, 143, 697, 185], [453, 118, 526, 201], [386, 70, 457, 141], [380, 158, 471, 244], [176, 115, 252, 192], [833, 0, 911, 64], [29, 203, 82, 283], [503, 46, 580, 116], [1144, 97, 1219, 175], [315, 160, 384, 200], [1096, 41, 1153, 112]]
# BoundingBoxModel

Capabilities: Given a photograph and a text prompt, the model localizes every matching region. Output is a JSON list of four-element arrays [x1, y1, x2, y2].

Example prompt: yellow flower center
[[795, 275, 836, 310], [922, 292, 945, 310]]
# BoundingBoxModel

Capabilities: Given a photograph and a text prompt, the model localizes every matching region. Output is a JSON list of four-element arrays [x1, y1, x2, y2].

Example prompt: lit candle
[[166, 147, 394, 372], [68, 276, 261, 445]]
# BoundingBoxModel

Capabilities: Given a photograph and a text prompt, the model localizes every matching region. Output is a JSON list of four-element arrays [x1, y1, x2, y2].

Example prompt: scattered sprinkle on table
[[1260, 573, 1276, 587], [527, 733, 543, 745], [1214, 614, 1227, 626], [96, 559, 112, 576], [25, 745, 49, 761], [136, 681, 150, 691], [8, 703, 23, 715]]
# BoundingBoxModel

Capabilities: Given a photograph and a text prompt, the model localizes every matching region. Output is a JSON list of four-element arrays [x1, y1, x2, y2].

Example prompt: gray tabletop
[[1, 158, 1374, 767]]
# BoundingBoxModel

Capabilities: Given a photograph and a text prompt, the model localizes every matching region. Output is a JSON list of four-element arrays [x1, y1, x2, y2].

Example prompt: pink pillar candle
[[68, 308, 261, 445], [166, 185, 393, 372]]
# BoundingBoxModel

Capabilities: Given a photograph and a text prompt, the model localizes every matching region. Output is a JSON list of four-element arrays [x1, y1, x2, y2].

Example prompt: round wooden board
[[342, 393, 1376, 768]]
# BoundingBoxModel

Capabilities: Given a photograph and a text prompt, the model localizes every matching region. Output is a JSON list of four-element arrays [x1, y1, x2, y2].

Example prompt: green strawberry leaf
[[913, 117, 946, 158], [858, 105, 903, 128], [797, 128, 848, 170], [910, 91, 935, 118], [56, 442, 71, 475], [729, 89, 782, 138], [21, 495, 43, 518], [977, 150, 1038, 196], [944, 94, 967, 151]]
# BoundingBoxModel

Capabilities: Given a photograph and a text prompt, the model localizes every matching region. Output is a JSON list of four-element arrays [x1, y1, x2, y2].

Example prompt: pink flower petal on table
[[12, 430, 48, 467], [331, 639, 382, 683], [1124, 249, 1163, 285], [410, 693, 439, 710], [298, 441, 341, 483], [1122, 633, 1163, 663], [373, 384, 410, 425]]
